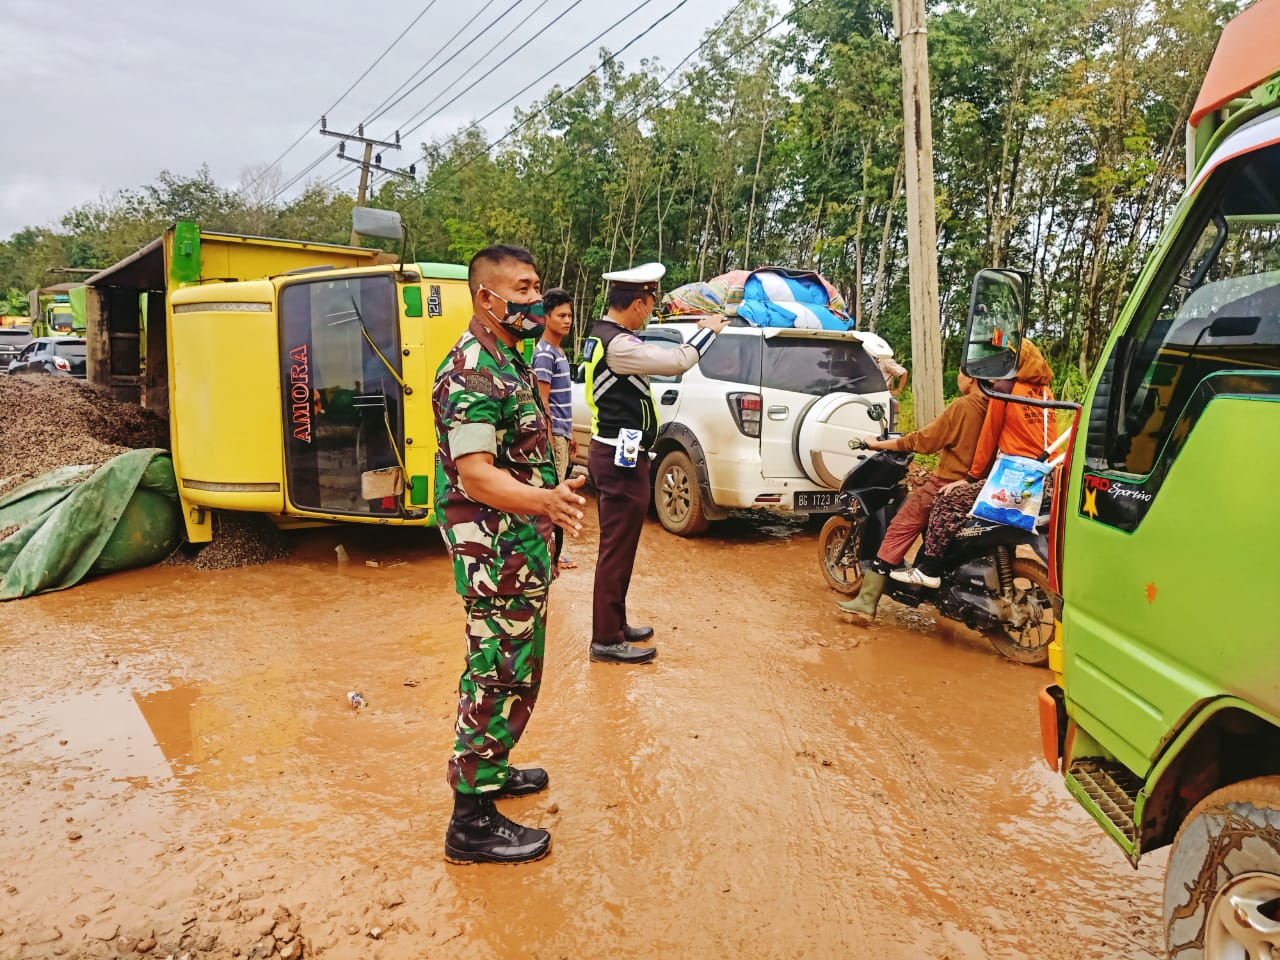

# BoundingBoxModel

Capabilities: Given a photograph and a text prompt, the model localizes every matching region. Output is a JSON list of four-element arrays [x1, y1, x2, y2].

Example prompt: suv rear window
[[761, 337, 883, 396], [698, 332, 762, 383], [54, 343, 86, 359]]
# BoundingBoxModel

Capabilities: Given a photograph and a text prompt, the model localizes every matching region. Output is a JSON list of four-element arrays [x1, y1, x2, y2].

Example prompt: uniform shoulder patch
[[462, 371, 495, 395]]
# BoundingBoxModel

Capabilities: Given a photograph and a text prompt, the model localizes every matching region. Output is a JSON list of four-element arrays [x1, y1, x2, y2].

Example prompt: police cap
[[601, 261, 666, 294]]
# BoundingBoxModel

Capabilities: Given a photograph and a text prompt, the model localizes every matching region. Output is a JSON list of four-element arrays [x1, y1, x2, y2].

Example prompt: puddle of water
[[0, 681, 204, 786]]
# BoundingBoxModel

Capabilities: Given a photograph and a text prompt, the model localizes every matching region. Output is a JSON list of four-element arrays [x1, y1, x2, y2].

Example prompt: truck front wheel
[[1165, 776, 1280, 959]]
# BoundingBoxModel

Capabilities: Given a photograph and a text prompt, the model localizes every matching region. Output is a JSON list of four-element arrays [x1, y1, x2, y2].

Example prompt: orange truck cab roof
[[1190, 0, 1280, 129]]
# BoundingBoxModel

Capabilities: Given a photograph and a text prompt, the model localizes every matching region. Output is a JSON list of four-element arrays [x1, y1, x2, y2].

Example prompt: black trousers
[[588, 440, 651, 645]]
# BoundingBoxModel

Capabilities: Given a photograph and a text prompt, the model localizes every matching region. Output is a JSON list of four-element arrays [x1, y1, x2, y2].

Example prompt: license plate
[[794, 490, 838, 512]]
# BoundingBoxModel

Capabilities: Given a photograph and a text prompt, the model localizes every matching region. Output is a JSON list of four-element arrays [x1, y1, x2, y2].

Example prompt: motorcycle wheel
[[818, 515, 863, 595], [986, 558, 1060, 666]]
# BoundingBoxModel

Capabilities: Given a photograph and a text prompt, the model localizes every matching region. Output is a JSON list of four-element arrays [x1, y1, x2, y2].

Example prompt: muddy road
[[1, 503, 1164, 959]]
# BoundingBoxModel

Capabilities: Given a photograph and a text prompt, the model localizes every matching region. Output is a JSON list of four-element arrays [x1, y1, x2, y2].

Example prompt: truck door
[[280, 274, 404, 517]]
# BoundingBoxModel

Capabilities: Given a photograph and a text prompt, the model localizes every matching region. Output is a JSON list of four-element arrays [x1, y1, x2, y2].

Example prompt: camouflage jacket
[[433, 317, 556, 597]]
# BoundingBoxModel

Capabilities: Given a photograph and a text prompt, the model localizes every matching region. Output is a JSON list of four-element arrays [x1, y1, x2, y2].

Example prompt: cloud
[[2, 0, 744, 238]]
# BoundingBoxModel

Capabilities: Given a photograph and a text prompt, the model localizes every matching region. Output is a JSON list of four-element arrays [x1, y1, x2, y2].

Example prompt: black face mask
[[481, 286, 546, 340]]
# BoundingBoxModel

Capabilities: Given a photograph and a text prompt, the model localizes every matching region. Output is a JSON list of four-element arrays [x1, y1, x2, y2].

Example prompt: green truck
[[960, 1, 1280, 956]]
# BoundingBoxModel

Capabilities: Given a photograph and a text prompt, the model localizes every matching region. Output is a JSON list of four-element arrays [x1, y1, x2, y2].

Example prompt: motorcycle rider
[[892, 339, 1058, 588], [836, 372, 988, 622]]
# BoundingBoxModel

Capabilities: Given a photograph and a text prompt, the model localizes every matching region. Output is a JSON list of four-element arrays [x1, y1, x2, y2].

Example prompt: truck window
[[1102, 141, 1280, 476], [279, 275, 402, 515]]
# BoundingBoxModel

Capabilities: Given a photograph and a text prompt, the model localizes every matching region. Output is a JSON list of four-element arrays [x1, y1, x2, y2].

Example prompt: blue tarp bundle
[[737, 270, 854, 331], [660, 267, 854, 331]]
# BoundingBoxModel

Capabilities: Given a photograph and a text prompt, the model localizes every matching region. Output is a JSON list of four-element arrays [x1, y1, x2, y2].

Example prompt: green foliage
[[3, 288, 26, 316]]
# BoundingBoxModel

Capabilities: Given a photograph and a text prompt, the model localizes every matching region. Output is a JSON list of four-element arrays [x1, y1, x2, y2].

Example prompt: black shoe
[[497, 766, 549, 797], [623, 624, 655, 643], [590, 641, 658, 664], [444, 793, 551, 865]]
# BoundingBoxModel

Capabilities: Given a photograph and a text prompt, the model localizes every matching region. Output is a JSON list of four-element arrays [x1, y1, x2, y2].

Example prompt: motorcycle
[[817, 423, 1060, 666]]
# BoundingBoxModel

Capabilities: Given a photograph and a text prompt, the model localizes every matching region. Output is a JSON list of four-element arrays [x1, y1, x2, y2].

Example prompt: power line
[[273, 0, 521, 199], [421, 0, 805, 194], [593, 0, 807, 142], [324, 0, 798, 205], [404, 0, 670, 147], [394, 0, 570, 133], [296, 0, 656, 202], [271, 148, 338, 201], [324, 0, 442, 120], [247, 0, 440, 189], [361, 0, 513, 127]]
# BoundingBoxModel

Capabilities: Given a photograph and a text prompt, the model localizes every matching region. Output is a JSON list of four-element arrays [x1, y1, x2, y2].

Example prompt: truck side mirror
[[352, 207, 405, 241], [961, 268, 1030, 381]]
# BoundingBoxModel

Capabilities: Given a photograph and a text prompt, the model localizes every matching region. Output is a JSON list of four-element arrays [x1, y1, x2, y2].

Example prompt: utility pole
[[320, 118, 414, 245], [891, 0, 945, 426]]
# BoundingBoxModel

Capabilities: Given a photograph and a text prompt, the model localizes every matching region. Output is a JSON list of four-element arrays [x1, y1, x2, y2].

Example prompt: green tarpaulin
[[0, 448, 183, 600]]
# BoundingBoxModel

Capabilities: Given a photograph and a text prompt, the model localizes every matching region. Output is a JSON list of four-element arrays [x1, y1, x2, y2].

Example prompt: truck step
[[1067, 760, 1143, 844]]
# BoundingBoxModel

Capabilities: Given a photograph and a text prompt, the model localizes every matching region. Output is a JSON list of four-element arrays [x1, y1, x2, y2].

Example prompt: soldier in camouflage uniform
[[433, 244, 586, 865]]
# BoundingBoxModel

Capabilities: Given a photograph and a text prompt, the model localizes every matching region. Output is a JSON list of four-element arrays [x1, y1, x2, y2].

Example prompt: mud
[[0, 504, 1164, 959]]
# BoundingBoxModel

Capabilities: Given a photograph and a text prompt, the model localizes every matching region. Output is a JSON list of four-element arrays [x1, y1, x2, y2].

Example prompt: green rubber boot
[[835, 569, 888, 622]]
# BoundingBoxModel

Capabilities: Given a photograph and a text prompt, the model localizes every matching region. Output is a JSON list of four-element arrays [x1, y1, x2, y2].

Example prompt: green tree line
[[0, 0, 1239, 394]]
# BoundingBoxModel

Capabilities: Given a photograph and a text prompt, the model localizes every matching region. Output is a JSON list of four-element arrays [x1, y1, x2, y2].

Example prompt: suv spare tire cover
[[795, 392, 882, 488]]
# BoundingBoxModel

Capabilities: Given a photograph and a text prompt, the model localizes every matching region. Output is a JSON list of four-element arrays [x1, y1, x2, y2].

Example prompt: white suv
[[571, 322, 891, 535]]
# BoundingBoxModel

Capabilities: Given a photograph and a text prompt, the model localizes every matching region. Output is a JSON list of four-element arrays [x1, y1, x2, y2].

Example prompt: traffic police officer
[[433, 244, 587, 864], [583, 262, 728, 664]]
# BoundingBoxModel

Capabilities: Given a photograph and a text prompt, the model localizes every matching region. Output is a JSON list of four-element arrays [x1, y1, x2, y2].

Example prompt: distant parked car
[[6, 337, 87, 378], [0, 326, 32, 368]]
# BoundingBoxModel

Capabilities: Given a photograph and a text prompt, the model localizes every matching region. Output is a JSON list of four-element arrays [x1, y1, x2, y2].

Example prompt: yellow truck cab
[[169, 256, 470, 542]]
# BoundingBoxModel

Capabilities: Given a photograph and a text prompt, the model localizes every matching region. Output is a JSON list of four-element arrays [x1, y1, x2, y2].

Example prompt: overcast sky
[[1, 0, 752, 239]]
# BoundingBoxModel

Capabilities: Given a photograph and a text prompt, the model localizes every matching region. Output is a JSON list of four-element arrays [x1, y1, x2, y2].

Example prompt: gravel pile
[[166, 512, 292, 571], [0, 375, 168, 497], [0, 375, 292, 569]]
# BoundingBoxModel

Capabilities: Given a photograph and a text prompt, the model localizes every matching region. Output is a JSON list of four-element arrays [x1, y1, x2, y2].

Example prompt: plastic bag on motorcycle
[[970, 454, 1051, 531]]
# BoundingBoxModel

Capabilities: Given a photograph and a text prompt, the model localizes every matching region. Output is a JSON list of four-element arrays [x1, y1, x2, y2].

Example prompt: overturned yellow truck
[[85, 213, 471, 543]]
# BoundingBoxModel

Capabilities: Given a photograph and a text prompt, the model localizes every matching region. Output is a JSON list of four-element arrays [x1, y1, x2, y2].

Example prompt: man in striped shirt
[[533, 288, 577, 571]]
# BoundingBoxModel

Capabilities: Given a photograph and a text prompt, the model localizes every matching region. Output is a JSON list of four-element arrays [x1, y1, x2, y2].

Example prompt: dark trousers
[[589, 440, 651, 645]]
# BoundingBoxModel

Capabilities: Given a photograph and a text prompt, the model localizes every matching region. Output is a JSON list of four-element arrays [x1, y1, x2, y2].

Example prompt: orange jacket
[[967, 340, 1059, 480]]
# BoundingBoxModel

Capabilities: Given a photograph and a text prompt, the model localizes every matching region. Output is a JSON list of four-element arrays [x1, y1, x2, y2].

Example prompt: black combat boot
[[444, 793, 551, 865], [497, 766, 549, 797]]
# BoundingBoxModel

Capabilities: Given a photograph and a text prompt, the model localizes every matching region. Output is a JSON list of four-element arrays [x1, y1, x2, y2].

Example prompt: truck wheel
[[818, 516, 863, 595], [986, 558, 1059, 666], [654, 449, 710, 536], [1165, 777, 1280, 960]]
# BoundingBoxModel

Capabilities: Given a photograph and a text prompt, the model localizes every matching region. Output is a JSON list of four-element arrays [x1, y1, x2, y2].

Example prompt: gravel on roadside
[[0, 375, 291, 568], [0, 375, 168, 498]]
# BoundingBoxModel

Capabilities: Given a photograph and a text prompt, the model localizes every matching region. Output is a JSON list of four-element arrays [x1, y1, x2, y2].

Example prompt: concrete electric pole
[[891, 0, 945, 427], [319, 118, 415, 245]]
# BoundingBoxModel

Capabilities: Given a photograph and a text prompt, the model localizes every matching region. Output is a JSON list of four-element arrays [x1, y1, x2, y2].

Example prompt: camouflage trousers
[[448, 591, 547, 795]]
